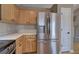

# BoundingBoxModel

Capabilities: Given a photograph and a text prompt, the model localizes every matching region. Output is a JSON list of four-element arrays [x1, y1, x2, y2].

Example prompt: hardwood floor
[[59, 42, 79, 54], [63, 42, 79, 54], [23, 42, 79, 54], [73, 42, 79, 54]]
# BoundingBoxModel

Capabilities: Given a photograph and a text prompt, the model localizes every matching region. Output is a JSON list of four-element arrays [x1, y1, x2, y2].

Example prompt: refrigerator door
[[50, 13, 57, 39], [38, 26, 45, 33], [38, 33, 45, 40], [50, 13, 57, 54], [37, 12, 46, 40], [37, 40, 50, 54], [37, 12, 46, 26], [50, 40, 57, 54]]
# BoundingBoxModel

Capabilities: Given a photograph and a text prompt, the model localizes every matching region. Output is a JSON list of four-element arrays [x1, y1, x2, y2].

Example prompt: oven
[[0, 40, 15, 54]]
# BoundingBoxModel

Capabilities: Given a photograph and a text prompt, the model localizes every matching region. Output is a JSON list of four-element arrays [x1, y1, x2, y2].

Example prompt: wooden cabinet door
[[28, 36, 36, 53], [14, 7, 20, 23], [16, 36, 24, 54], [16, 43, 23, 54], [1, 4, 16, 23], [18, 8, 37, 24], [25, 38, 36, 53], [22, 37, 30, 53], [0, 4, 1, 20], [29, 10, 37, 24], [16, 35, 36, 54], [29, 38, 37, 52], [23, 35, 37, 53], [18, 9, 30, 24]]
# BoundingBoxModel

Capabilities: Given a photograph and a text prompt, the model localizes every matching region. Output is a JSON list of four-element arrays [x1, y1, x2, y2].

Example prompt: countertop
[[0, 32, 37, 40]]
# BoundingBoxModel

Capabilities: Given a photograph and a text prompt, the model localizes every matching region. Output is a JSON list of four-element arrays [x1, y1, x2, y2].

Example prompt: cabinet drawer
[[25, 35, 36, 39]]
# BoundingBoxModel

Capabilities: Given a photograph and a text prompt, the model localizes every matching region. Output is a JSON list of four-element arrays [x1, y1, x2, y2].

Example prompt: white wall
[[0, 22, 17, 36]]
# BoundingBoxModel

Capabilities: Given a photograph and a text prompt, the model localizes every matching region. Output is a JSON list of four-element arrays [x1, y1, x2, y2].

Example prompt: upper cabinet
[[0, 4, 1, 20], [1, 4, 17, 23], [29, 10, 37, 24], [18, 8, 37, 25], [1, 4, 37, 25], [18, 9, 29, 24]]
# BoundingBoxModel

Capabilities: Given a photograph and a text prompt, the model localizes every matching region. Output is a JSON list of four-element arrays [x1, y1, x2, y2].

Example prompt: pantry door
[[60, 8, 72, 52]]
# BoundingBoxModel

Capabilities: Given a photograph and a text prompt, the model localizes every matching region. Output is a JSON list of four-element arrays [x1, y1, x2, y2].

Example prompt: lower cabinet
[[23, 38, 36, 53], [16, 35, 24, 54], [16, 35, 36, 54]]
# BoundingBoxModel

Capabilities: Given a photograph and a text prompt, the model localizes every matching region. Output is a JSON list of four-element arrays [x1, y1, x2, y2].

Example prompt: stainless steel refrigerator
[[37, 12, 57, 54]]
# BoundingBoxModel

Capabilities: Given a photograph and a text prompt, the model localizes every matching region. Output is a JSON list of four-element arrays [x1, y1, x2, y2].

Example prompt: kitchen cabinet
[[16, 35, 36, 54], [1, 4, 17, 23], [29, 10, 37, 24], [14, 7, 20, 23], [0, 4, 1, 20], [16, 35, 24, 54], [1, 4, 20, 23], [1, 4, 37, 24], [18, 8, 37, 25], [18, 9, 29, 24], [23, 35, 37, 53]]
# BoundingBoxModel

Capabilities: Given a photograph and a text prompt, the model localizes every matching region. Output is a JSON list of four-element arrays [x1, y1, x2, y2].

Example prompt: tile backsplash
[[0, 22, 17, 36], [0, 22, 36, 36], [17, 24, 36, 33]]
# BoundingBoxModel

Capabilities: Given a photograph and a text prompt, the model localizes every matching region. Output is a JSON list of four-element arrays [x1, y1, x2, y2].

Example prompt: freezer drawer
[[49, 40, 57, 54], [37, 40, 50, 54]]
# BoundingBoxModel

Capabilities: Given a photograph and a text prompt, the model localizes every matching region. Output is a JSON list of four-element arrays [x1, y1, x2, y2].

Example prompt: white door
[[60, 8, 72, 52]]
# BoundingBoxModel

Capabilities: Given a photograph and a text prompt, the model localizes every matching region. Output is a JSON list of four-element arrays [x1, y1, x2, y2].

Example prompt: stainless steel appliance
[[49, 13, 57, 54], [37, 12, 57, 54], [37, 12, 49, 54]]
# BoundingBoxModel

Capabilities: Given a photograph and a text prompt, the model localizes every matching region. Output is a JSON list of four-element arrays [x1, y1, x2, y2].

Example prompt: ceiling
[[16, 4, 53, 9]]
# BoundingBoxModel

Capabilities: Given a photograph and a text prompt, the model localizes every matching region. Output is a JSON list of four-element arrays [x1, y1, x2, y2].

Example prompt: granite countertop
[[0, 32, 37, 40]]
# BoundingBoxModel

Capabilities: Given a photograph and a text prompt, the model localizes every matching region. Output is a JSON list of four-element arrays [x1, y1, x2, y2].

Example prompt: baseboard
[[59, 49, 74, 54]]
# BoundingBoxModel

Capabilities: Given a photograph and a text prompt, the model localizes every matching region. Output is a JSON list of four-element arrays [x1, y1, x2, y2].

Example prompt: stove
[[0, 40, 15, 54]]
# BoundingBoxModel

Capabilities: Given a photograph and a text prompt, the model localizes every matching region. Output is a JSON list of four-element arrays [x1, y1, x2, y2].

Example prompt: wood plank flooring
[[73, 42, 79, 54]]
